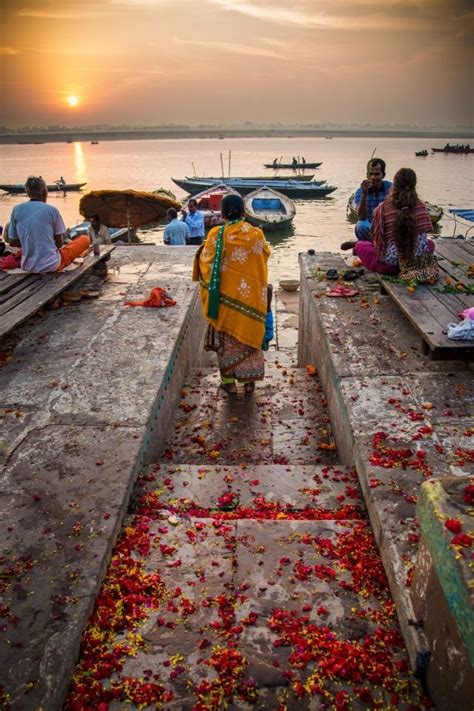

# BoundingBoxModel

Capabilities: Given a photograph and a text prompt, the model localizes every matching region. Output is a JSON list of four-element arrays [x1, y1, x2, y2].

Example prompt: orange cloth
[[124, 287, 176, 307], [56, 235, 91, 271]]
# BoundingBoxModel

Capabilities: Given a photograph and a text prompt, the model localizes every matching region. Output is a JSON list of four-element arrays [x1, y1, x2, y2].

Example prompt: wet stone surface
[[66, 307, 428, 710]]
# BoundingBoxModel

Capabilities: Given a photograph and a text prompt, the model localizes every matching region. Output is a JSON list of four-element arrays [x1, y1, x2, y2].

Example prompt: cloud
[[210, 0, 469, 31], [0, 46, 21, 55], [16, 8, 113, 19], [172, 36, 285, 59]]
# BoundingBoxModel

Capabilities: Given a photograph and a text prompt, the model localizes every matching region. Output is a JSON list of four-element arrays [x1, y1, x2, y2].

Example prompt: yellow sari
[[194, 220, 270, 350]]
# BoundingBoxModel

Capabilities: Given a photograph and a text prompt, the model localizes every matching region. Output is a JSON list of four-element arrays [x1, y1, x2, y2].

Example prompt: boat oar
[[127, 196, 131, 243], [366, 148, 377, 177], [220, 153, 225, 180], [228, 150, 232, 179], [192, 162, 197, 177]]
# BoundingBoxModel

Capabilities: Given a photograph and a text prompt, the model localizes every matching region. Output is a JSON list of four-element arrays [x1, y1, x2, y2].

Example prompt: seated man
[[88, 214, 111, 245], [353, 158, 392, 241], [8, 176, 90, 272], [163, 207, 190, 245]]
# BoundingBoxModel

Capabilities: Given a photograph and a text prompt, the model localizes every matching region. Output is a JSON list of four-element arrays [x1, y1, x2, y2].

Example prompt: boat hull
[[68, 221, 137, 243], [431, 148, 474, 154], [244, 186, 296, 231], [184, 183, 239, 230], [346, 193, 443, 227], [0, 182, 87, 194], [173, 178, 335, 199], [192, 174, 316, 182]]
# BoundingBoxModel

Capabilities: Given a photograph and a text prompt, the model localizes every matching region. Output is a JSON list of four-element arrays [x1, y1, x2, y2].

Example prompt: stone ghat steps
[[68, 510, 426, 711], [159, 362, 339, 467], [65, 360, 428, 709], [134, 463, 365, 520]]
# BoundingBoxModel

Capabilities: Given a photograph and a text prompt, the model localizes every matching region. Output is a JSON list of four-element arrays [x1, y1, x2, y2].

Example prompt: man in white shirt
[[8, 176, 90, 272], [88, 215, 111, 245]]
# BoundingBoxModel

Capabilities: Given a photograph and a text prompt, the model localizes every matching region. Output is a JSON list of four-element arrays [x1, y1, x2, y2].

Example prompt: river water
[[1, 136, 473, 279]]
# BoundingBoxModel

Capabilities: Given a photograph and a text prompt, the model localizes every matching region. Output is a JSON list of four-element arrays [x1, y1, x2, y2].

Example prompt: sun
[[67, 95, 79, 108]]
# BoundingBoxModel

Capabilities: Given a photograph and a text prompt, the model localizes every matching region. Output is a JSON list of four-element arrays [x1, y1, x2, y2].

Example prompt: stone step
[[67, 514, 425, 710], [134, 463, 364, 519], [159, 362, 338, 467]]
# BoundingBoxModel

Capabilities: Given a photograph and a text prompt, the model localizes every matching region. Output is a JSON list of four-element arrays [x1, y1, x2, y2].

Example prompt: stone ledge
[[297, 251, 473, 682]]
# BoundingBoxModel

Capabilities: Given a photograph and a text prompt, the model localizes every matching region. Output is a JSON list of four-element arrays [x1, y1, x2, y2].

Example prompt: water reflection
[[73, 142, 87, 185], [265, 224, 295, 251]]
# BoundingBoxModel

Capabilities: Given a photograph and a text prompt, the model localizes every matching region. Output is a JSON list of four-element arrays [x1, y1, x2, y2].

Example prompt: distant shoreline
[[1, 128, 473, 145]]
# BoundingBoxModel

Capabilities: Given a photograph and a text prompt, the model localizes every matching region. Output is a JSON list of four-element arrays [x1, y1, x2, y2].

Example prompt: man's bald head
[[25, 176, 47, 201]]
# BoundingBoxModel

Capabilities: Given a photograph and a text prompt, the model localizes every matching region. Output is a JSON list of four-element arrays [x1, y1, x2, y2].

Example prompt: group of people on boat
[[271, 156, 306, 167], [341, 158, 439, 284], [441, 143, 471, 153]]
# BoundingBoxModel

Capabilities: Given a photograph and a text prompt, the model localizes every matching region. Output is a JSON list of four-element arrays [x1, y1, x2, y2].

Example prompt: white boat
[[68, 221, 136, 243], [346, 193, 443, 229], [243, 186, 295, 231]]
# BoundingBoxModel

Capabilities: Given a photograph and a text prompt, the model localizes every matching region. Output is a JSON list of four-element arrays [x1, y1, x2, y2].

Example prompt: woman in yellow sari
[[194, 194, 270, 394]]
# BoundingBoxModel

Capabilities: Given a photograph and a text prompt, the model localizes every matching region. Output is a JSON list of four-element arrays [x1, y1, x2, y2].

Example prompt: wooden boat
[[244, 186, 295, 231], [446, 208, 474, 239], [0, 182, 87, 194], [153, 188, 177, 201], [68, 221, 137, 243], [415, 150, 428, 157], [172, 177, 335, 199], [189, 174, 316, 182], [346, 193, 443, 227], [184, 183, 239, 229], [264, 161, 322, 169]]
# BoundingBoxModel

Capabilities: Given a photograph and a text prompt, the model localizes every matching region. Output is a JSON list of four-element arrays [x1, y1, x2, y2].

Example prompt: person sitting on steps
[[352, 158, 392, 242], [8, 176, 90, 272], [341, 167, 438, 283]]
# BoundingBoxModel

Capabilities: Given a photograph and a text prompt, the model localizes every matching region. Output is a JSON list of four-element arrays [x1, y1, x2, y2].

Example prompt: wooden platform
[[0, 246, 115, 340], [379, 240, 474, 360]]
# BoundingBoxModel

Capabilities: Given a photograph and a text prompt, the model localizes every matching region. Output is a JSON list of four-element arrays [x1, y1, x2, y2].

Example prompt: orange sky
[[1, 0, 473, 128]]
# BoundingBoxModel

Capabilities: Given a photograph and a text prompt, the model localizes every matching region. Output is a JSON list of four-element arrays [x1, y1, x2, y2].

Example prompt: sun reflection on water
[[73, 142, 87, 184]]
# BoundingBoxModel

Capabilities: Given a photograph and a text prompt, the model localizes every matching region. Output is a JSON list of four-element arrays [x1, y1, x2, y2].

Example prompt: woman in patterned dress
[[193, 194, 270, 394]]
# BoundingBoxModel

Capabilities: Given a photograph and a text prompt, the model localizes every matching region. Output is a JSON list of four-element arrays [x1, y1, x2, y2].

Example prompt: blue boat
[[172, 177, 335, 199]]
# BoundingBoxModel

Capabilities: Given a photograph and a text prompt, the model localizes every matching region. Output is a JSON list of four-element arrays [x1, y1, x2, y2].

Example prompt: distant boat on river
[[0, 181, 87, 194], [431, 144, 473, 154], [264, 161, 322, 169]]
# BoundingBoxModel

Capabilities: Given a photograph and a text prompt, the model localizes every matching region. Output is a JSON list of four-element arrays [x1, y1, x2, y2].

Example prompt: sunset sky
[[1, 0, 472, 128]]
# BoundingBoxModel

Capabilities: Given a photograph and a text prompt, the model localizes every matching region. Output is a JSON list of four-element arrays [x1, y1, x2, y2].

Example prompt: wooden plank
[[436, 241, 474, 264], [0, 275, 43, 310], [0, 273, 31, 295], [0, 246, 115, 339], [380, 280, 473, 359]]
